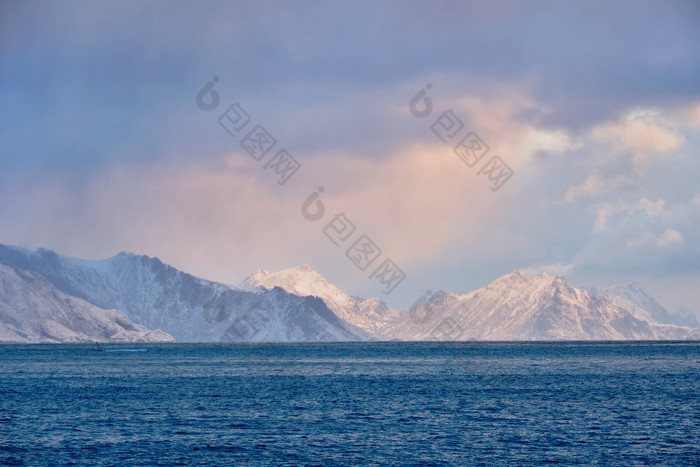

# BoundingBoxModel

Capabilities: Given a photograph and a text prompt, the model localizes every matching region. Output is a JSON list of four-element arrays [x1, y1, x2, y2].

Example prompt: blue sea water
[[1, 342, 699, 466]]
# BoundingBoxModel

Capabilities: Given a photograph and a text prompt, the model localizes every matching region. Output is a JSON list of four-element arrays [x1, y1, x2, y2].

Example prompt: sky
[[1, 0, 699, 314]]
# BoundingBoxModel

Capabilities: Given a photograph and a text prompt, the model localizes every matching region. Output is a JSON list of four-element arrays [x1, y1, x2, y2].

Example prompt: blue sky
[[1, 0, 699, 313]]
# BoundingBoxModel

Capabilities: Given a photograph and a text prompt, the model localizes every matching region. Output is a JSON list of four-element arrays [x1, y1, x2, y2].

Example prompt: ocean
[[1, 342, 698, 465]]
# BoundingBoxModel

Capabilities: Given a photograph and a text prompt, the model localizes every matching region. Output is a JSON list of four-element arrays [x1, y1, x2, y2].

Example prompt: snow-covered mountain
[[0, 245, 363, 342], [387, 271, 700, 341], [2, 243, 697, 342], [591, 283, 699, 328], [241, 266, 700, 341], [242, 264, 401, 338], [0, 264, 174, 343]]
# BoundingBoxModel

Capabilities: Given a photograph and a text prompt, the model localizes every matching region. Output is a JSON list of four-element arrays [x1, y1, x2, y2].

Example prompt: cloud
[[625, 228, 684, 251], [0, 137, 511, 291], [657, 229, 684, 249], [4, 0, 699, 173], [683, 103, 700, 128], [0, 157, 305, 281], [0, 79, 569, 301], [570, 194, 700, 275], [564, 174, 633, 204], [592, 198, 668, 233], [592, 112, 685, 166], [2, 0, 700, 312]]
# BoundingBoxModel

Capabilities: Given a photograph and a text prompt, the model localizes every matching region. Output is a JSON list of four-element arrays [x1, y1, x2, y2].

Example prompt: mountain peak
[[501, 269, 561, 281], [242, 264, 331, 291], [541, 272, 566, 283], [524, 271, 570, 287], [503, 269, 567, 283], [494, 269, 555, 285]]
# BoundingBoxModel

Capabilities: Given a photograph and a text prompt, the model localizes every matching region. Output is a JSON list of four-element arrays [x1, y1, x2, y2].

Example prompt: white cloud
[[564, 174, 635, 204], [592, 111, 685, 166], [657, 229, 684, 249], [625, 229, 683, 251], [592, 198, 667, 233], [569, 193, 699, 277]]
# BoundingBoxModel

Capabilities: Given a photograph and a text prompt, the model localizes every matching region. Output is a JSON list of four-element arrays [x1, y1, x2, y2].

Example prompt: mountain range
[[1, 243, 698, 343], [0, 263, 173, 343], [590, 283, 699, 328]]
